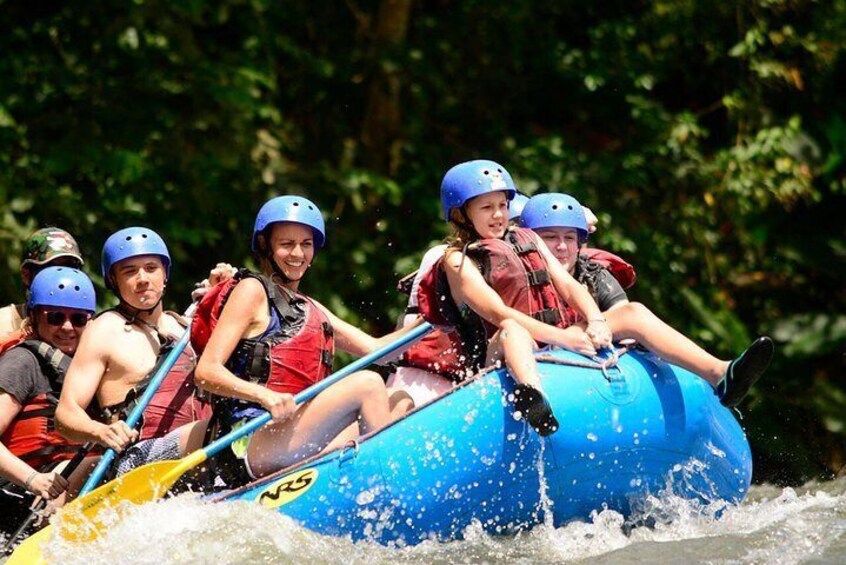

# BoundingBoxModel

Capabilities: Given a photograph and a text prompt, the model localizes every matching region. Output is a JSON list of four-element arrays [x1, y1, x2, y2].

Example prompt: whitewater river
[[11, 476, 844, 564]]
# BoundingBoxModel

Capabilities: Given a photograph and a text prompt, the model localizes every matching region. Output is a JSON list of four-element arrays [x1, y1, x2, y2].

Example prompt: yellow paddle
[[7, 321, 432, 564]]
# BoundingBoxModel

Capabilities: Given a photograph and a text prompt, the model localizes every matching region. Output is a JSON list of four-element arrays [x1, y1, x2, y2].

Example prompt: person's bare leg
[[488, 318, 543, 390], [488, 318, 558, 436], [247, 370, 391, 476], [605, 302, 728, 386], [178, 418, 211, 454], [389, 390, 415, 418]]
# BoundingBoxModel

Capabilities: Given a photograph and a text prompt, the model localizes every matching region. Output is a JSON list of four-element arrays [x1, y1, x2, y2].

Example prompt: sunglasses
[[43, 311, 91, 328]]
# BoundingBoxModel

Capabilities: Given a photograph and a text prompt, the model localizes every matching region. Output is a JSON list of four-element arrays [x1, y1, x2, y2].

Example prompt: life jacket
[[0, 341, 82, 470], [101, 313, 212, 441], [192, 270, 335, 396], [580, 248, 637, 290], [0, 325, 32, 356], [408, 227, 571, 380], [562, 248, 637, 322]]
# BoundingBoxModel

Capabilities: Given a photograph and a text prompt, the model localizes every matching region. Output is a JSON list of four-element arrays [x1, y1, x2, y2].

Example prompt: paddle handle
[[79, 327, 193, 495], [203, 321, 433, 460]]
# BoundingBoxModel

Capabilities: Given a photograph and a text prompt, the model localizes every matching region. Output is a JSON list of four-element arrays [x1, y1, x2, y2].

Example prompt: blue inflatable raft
[[216, 346, 752, 544]]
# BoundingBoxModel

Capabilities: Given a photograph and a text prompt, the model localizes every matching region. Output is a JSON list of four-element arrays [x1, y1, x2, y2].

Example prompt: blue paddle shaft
[[80, 327, 193, 494], [203, 322, 433, 460]]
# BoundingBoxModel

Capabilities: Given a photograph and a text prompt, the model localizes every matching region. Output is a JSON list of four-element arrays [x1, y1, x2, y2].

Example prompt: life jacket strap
[[534, 308, 562, 326], [526, 269, 550, 286]]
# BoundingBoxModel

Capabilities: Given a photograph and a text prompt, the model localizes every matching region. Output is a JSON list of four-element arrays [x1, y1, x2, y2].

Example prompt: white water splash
[[24, 478, 846, 565]]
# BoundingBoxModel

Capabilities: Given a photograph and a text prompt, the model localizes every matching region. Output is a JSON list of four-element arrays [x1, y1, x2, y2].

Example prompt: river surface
[[14, 477, 845, 564]]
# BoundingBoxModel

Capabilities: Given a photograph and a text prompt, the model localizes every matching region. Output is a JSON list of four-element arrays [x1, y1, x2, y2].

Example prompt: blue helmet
[[28, 266, 96, 313], [101, 227, 171, 289], [509, 193, 530, 222], [440, 160, 517, 221], [520, 193, 589, 242], [252, 195, 326, 251]]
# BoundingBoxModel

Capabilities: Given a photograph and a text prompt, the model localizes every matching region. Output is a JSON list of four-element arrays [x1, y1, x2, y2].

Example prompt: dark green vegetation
[[1, 0, 844, 485]]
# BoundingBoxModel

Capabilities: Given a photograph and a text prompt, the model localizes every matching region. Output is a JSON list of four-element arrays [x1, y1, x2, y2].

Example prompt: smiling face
[[464, 191, 510, 239], [32, 306, 90, 355], [268, 222, 315, 285], [534, 227, 581, 272], [112, 255, 167, 310]]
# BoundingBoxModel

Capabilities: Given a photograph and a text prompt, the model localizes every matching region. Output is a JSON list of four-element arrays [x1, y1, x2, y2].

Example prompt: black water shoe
[[717, 337, 774, 408], [513, 384, 560, 436]]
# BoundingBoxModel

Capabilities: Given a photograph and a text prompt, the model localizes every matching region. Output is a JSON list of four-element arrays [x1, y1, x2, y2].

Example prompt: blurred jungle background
[[1, 0, 844, 485]]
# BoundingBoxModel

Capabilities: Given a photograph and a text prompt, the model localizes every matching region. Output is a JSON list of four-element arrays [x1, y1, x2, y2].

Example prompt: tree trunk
[[360, 0, 412, 175]]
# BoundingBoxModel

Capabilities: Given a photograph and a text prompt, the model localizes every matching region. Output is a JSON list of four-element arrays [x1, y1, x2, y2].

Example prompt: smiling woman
[[193, 195, 425, 485]]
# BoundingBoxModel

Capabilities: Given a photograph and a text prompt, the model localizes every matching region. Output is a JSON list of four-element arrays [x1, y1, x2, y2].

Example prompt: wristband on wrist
[[24, 470, 38, 492]]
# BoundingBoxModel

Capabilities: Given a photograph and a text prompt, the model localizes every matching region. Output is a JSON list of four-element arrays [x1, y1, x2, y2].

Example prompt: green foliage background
[[1, 0, 844, 484]]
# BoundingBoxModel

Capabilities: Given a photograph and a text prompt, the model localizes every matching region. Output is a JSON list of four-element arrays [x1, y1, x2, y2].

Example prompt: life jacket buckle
[[526, 269, 550, 286]]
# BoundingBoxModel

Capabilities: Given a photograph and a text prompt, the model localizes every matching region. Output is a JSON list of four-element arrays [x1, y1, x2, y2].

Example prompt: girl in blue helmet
[[0, 267, 100, 536], [521, 193, 773, 407], [194, 196, 423, 481], [411, 160, 613, 436]]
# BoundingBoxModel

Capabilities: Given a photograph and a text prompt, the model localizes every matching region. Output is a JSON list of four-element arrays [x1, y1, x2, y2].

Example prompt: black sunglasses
[[44, 311, 91, 328]]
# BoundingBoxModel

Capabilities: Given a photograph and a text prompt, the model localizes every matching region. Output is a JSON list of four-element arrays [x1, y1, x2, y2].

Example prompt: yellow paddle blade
[[6, 450, 207, 564], [4, 523, 51, 565]]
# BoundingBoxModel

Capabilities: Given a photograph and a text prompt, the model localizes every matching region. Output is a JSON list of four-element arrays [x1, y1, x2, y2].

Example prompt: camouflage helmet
[[21, 227, 84, 269]]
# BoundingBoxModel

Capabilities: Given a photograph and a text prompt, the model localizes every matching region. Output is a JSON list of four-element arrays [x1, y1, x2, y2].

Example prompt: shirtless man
[[55, 227, 215, 477]]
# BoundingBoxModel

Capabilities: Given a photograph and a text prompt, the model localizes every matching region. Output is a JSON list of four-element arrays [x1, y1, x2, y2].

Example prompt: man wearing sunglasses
[[0, 267, 98, 538], [0, 227, 85, 341], [56, 227, 214, 481]]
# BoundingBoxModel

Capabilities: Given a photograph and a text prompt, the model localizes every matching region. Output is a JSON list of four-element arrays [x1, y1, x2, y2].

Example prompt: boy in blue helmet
[[0, 267, 99, 538], [521, 192, 774, 407], [55, 228, 216, 479]]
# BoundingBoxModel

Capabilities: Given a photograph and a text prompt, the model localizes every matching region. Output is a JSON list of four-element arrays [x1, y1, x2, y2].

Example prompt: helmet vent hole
[[293, 202, 300, 207], [567, 205, 573, 210], [74, 285, 80, 291], [483, 170, 490, 175], [125, 236, 132, 241], [142, 234, 148, 238], [58, 284, 65, 289], [551, 204, 559, 210]]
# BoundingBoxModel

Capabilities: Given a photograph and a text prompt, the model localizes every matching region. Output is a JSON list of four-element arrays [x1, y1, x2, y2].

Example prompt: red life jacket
[[102, 315, 212, 441], [191, 270, 335, 396], [580, 248, 637, 290], [0, 341, 82, 470], [0, 326, 31, 356], [561, 248, 638, 323], [408, 227, 571, 379], [468, 227, 574, 333]]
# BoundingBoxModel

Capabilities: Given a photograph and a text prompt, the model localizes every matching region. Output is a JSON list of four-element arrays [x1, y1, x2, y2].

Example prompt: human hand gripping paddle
[[3, 307, 196, 560], [8, 321, 433, 564]]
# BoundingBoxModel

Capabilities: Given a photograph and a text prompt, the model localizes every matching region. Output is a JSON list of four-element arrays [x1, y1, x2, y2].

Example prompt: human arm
[[55, 322, 138, 452], [442, 249, 599, 355], [190, 262, 238, 303], [0, 391, 69, 499], [312, 302, 425, 359], [583, 206, 598, 234], [530, 234, 612, 348], [194, 278, 296, 422]]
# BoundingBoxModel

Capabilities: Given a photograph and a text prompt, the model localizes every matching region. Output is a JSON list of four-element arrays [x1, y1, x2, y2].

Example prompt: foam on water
[[22, 478, 846, 564]]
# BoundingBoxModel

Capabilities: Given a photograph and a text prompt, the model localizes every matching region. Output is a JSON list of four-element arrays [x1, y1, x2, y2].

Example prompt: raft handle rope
[[534, 340, 637, 382]]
